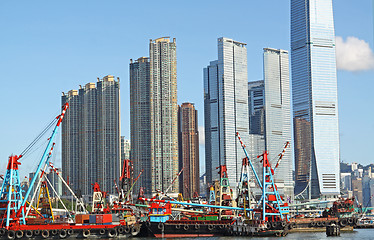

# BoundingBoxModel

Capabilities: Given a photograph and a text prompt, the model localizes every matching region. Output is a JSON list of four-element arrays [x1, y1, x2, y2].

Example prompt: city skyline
[[0, 1, 373, 180]]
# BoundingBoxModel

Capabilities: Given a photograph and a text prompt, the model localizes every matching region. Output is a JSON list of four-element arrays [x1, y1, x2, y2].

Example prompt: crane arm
[[273, 141, 290, 172], [19, 103, 69, 215], [236, 132, 262, 189]]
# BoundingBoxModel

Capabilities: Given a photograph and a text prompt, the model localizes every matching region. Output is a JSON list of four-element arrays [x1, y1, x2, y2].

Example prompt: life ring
[[208, 224, 214, 231], [131, 225, 141, 236], [107, 229, 116, 238], [340, 219, 347, 227], [271, 221, 278, 229], [317, 221, 322, 227], [195, 224, 200, 230], [158, 222, 164, 230], [25, 230, 33, 238], [310, 221, 316, 227], [275, 232, 281, 237], [117, 226, 124, 234], [15, 230, 23, 239], [67, 229, 73, 235], [33, 230, 40, 236], [265, 222, 271, 229], [281, 221, 286, 227], [82, 229, 90, 238], [124, 225, 131, 233], [51, 229, 58, 235], [348, 218, 354, 224], [99, 229, 106, 235], [184, 225, 189, 231], [59, 229, 67, 239], [41, 230, 49, 239], [176, 224, 181, 229], [6, 230, 15, 240], [291, 222, 296, 229], [0, 228, 6, 236]]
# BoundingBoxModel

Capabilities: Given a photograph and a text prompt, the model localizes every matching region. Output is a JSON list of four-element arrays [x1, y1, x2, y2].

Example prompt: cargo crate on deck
[[96, 214, 103, 224], [102, 214, 112, 223], [89, 214, 96, 224]]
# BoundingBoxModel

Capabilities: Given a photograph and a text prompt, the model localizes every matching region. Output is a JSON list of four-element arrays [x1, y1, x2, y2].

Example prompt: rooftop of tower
[[150, 37, 176, 43], [219, 37, 246, 47]]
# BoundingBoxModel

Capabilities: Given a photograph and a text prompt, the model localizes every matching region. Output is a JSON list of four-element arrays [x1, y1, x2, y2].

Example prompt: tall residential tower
[[178, 103, 200, 199], [130, 37, 179, 195], [130, 57, 152, 194], [62, 75, 120, 195], [150, 37, 179, 194], [291, 0, 340, 199]]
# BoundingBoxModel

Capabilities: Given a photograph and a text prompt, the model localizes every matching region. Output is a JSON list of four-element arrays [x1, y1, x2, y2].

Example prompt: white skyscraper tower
[[204, 37, 249, 190], [291, 0, 340, 199]]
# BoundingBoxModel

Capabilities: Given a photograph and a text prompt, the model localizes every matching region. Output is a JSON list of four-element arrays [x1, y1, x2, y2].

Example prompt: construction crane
[[119, 159, 133, 202], [49, 162, 87, 213], [0, 103, 68, 228], [236, 132, 290, 222]]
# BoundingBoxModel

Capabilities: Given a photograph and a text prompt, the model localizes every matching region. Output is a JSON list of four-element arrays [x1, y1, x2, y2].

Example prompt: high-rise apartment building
[[248, 48, 293, 198], [62, 75, 120, 195], [129, 57, 152, 194], [149, 37, 178, 194], [291, 0, 340, 198], [204, 37, 249, 190], [130, 37, 178, 195], [178, 103, 200, 199]]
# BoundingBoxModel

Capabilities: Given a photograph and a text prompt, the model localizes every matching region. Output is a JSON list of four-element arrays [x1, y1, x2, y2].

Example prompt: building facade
[[204, 37, 250, 190], [247, 49, 293, 198], [178, 103, 200, 199], [129, 57, 152, 194], [291, 0, 340, 199], [130, 38, 178, 195], [263, 48, 293, 198], [149, 37, 179, 194], [62, 75, 120, 196], [121, 137, 131, 161]]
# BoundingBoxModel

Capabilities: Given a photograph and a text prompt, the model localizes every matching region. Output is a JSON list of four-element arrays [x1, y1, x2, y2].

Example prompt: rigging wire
[[20, 117, 58, 159]]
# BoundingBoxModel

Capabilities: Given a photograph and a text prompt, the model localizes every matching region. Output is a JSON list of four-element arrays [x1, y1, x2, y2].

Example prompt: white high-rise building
[[291, 0, 340, 198], [263, 48, 293, 198], [204, 37, 249, 190], [248, 48, 294, 198]]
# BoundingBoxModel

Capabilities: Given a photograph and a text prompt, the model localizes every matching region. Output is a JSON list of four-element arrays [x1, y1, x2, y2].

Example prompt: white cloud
[[198, 126, 205, 145], [335, 36, 374, 72]]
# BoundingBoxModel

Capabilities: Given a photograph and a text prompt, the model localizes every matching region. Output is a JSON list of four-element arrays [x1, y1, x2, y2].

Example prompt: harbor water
[[128, 228, 373, 239]]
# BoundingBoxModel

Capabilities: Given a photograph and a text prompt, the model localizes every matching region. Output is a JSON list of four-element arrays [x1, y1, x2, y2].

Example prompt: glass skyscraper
[[291, 0, 340, 199], [204, 37, 249, 190], [248, 48, 293, 198]]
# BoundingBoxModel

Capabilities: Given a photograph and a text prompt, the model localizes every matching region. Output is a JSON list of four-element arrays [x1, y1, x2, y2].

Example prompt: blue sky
[[0, 1, 373, 178]]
